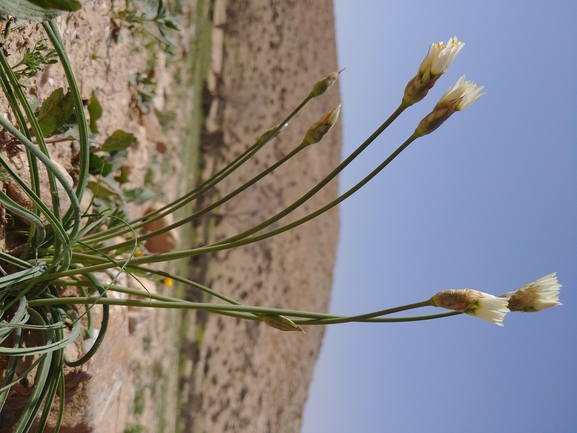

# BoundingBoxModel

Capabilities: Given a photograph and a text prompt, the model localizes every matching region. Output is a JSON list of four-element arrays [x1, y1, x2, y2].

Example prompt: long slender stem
[[294, 300, 433, 325], [212, 102, 409, 246], [43, 20, 90, 234], [0, 151, 69, 246], [0, 57, 43, 251], [28, 294, 457, 324], [93, 144, 305, 252], [125, 94, 310, 223], [82, 96, 312, 244], [40, 131, 417, 278], [84, 130, 420, 267], [0, 48, 62, 223]]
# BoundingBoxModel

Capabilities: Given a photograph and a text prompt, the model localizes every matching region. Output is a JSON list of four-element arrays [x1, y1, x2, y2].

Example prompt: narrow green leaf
[[0, 0, 62, 21], [36, 87, 75, 136], [25, 0, 81, 12], [88, 90, 102, 134], [101, 130, 136, 152]]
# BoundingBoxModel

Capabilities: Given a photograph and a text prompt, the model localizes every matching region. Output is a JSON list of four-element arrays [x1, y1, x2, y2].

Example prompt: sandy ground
[[0, 0, 341, 432], [179, 1, 342, 432]]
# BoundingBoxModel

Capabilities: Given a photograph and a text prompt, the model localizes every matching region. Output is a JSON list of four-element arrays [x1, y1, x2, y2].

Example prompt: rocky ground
[[0, 0, 341, 432]]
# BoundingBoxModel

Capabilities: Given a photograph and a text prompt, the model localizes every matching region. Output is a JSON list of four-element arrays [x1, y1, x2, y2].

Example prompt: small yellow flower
[[431, 288, 509, 326], [502, 273, 562, 312], [163, 277, 173, 287]]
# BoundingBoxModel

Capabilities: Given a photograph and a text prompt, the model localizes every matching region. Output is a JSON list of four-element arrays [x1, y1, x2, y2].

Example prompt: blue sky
[[301, 1, 577, 432]]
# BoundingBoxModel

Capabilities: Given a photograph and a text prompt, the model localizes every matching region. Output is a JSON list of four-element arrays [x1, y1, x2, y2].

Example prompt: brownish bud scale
[[403, 73, 443, 106], [257, 314, 305, 333], [431, 288, 509, 326], [415, 75, 484, 136], [415, 97, 461, 136], [300, 104, 341, 147], [502, 273, 562, 312], [256, 122, 288, 145], [309, 68, 345, 98], [431, 288, 482, 312]]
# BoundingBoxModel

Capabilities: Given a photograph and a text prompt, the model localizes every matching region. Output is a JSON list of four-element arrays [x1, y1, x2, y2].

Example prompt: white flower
[[439, 75, 485, 111], [419, 36, 465, 80], [431, 289, 509, 326], [415, 75, 484, 136], [403, 37, 465, 106], [466, 293, 509, 326], [503, 273, 562, 312]]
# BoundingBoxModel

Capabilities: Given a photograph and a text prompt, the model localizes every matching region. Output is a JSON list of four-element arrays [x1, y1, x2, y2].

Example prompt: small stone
[[142, 203, 180, 253]]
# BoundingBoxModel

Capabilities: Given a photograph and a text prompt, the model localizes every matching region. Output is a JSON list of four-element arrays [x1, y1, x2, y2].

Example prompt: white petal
[[469, 292, 509, 326]]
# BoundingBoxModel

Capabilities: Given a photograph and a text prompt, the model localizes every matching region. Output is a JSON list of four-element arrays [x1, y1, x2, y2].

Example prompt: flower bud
[[300, 104, 341, 147], [256, 123, 288, 145], [502, 273, 562, 312], [403, 36, 465, 106], [415, 75, 484, 136], [309, 68, 345, 98], [431, 288, 509, 326], [257, 314, 305, 333]]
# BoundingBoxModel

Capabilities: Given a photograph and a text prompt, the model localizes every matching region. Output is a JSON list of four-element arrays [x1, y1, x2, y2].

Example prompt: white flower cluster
[[403, 36, 485, 134], [432, 273, 562, 326]]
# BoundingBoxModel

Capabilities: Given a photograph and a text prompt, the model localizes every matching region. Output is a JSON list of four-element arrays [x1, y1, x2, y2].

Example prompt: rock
[[140, 110, 166, 149], [142, 203, 180, 253]]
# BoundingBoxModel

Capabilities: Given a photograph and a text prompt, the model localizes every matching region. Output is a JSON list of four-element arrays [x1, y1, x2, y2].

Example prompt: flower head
[[502, 273, 562, 312], [440, 75, 485, 111], [420, 37, 465, 79], [415, 75, 484, 136], [403, 36, 465, 106], [431, 289, 509, 326], [300, 104, 341, 147]]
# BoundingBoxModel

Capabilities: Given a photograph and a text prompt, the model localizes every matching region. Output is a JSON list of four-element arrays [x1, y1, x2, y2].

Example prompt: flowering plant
[[0, 20, 561, 430]]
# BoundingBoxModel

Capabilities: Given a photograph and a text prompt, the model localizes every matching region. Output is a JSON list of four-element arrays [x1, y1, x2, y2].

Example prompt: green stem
[[129, 265, 242, 306], [0, 149, 69, 246], [83, 96, 312, 243], [43, 20, 90, 233], [94, 144, 305, 252], [27, 295, 456, 324], [0, 47, 62, 224], [88, 130, 420, 267], [212, 102, 409, 246], [295, 300, 433, 325], [0, 57, 43, 251]]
